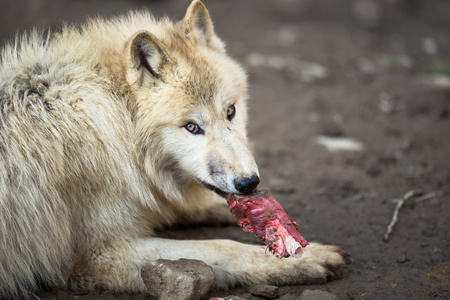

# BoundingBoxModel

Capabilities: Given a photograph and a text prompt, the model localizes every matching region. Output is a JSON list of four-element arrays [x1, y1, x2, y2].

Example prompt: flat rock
[[277, 293, 300, 300], [249, 284, 279, 299], [209, 297, 246, 300], [141, 258, 215, 300], [299, 290, 337, 300]]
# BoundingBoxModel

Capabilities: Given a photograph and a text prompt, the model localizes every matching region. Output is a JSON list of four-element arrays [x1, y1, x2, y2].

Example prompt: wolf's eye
[[227, 104, 236, 121], [184, 122, 204, 135]]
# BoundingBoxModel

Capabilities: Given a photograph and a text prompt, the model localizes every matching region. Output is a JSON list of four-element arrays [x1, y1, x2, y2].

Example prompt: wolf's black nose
[[234, 175, 260, 194]]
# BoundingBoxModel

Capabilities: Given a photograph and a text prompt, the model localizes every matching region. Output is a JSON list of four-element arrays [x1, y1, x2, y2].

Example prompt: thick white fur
[[0, 0, 348, 297]]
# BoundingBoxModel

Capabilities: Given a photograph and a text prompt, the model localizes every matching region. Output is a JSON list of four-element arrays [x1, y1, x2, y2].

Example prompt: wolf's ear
[[125, 30, 169, 86], [183, 0, 225, 52]]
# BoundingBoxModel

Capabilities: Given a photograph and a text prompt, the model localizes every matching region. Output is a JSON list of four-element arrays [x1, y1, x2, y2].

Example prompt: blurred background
[[2, 0, 449, 299]]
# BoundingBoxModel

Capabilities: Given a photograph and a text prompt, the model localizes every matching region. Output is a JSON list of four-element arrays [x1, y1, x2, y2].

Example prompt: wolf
[[0, 0, 349, 297]]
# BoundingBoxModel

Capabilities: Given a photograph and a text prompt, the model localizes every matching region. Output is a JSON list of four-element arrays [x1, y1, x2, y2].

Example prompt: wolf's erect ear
[[125, 30, 169, 86], [183, 0, 225, 52]]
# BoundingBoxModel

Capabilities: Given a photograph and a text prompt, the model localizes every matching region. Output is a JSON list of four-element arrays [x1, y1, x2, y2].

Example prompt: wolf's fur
[[0, 1, 349, 297]]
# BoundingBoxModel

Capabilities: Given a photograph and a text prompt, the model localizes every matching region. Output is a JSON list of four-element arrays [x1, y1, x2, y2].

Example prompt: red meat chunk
[[226, 189, 308, 258]]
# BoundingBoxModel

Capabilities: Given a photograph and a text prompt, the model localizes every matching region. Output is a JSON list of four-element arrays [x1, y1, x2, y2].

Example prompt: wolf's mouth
[[199, 181, 228, 198]]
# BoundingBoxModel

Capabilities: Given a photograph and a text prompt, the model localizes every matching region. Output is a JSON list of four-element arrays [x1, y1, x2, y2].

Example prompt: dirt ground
[[1, 0, 449, 299]]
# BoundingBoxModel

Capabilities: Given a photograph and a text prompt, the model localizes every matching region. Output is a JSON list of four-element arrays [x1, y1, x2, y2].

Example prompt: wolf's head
[[123, 0, 259, 202]]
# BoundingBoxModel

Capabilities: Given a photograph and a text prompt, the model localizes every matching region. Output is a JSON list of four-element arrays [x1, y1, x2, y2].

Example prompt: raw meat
[[226, 189, 308, 258]]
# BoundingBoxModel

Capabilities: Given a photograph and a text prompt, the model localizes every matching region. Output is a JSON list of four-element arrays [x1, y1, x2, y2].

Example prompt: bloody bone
[[226, 189, 308, 258]]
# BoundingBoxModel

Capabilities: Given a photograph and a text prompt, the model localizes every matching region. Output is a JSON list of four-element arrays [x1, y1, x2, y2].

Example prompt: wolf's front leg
[[69, 238, 349, 293], [137, 238, 350, 288]]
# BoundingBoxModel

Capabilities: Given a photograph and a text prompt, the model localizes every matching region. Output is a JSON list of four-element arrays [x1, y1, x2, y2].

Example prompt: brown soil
[[2, 0, 449, 299]]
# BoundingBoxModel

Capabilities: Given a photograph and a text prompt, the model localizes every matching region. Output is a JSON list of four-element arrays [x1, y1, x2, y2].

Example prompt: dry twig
[[383, 190, 417, 242], [414, 191, 445, 203], [383, 190, 445, 242]]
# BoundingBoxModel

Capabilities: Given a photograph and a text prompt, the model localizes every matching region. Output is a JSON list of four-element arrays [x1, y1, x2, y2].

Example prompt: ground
[[1, 0, 449, 299]]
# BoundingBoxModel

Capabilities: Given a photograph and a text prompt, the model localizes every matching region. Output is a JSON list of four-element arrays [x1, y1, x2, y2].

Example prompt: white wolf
[[0, 0, 349, 297]]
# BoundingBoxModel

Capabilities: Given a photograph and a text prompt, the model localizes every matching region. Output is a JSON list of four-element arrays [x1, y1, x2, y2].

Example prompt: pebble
[[278, 293, 300, 300], [209, 297, 246, 300], [141, 258, 215, 300], [397, 254, 408, 263], [422, 37, 438, 55], [352, 0, 382, 28], [299, 289, 337, 300], [249, 284, 279, 299], [316, 136, 364, 152]]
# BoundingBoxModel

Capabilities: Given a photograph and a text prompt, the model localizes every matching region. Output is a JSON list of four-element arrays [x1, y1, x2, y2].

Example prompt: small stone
[[249, 284, 279, 299], [209, 297, 245, 300], [357, 57, 377, 74], [316, 136, 364, 152], [422, 38, 438, 55], [141, 258, 215, 300], [276, 26, 298, 47], [352, 0, 382, 28], [278, 293, 300, 300], [299, 289, 337, 300], [397, 254, 408, 263]]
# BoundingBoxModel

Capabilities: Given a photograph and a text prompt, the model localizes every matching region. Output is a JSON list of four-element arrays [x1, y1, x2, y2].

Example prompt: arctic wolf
[[0, 0, 349, 297]]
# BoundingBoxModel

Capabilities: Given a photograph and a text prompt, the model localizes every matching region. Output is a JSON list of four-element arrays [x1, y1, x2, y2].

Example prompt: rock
[[141, 258, 215, 300], [352, 0, 382, 28], [397, 254, 408, 263], [209, 297, 245, 300], [299, 289, 337, 300], [276, 26, 298, 47], [278, 293, 300, 300], [249, 284, 279, 299], [422, 37, 438, 55], [316, 136, 364, 152], [357, 57, 377, 74]]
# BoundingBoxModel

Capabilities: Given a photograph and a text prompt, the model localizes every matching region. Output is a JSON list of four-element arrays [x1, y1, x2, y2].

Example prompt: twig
[[414, 191, 445, 203], [383, 190, 418, 242], [383, 190, 445, 242]]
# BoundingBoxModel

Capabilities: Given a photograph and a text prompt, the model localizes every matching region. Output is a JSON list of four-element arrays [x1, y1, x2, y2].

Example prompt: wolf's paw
[[241, 242, 350, 287], [299, 243, 351, 284]]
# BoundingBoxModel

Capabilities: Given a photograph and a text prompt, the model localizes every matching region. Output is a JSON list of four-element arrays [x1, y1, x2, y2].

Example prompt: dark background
[[1, 0, 449, 299]]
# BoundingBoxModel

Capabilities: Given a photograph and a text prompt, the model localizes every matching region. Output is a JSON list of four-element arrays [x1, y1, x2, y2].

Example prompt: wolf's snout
[[234, 175, 260, 194]]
